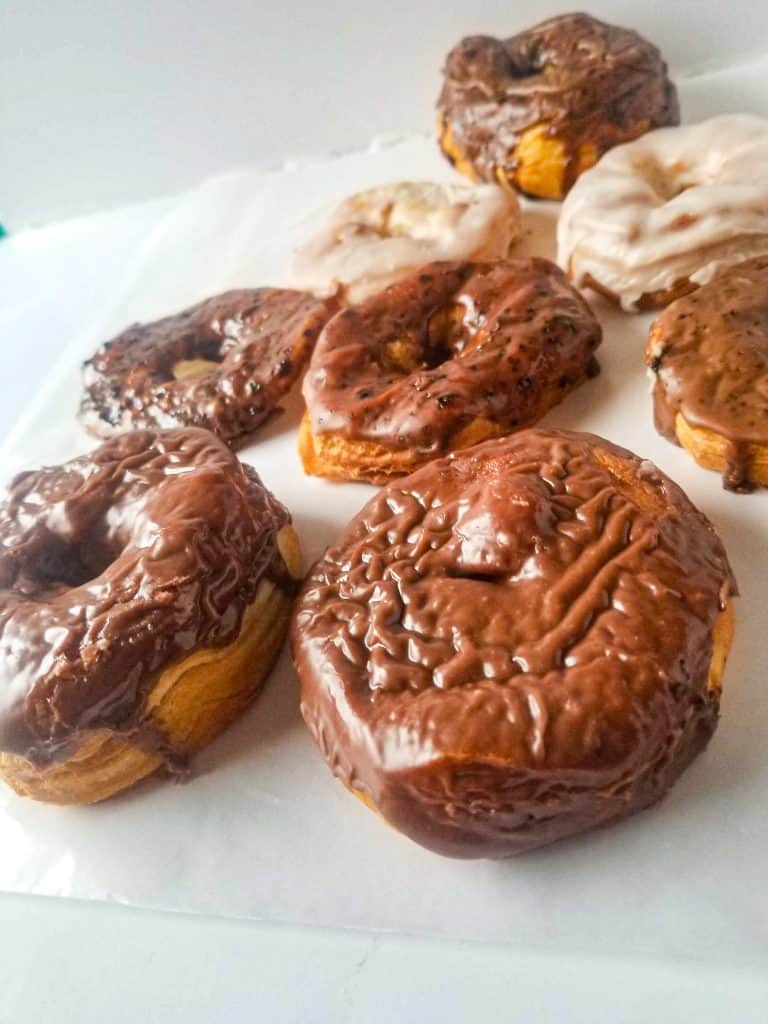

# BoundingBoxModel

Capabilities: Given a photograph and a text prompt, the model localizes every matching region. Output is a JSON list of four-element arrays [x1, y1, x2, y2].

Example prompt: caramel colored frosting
[[0, 428, 292, 764], [81, 289, 334, 447], [302, 259, 601, 455], [293, 429, 735, 858], [290, 180, 521, 303], [558, 115, 768, 310], [648, 255, 768, 490], [437, 12, 678, 194]]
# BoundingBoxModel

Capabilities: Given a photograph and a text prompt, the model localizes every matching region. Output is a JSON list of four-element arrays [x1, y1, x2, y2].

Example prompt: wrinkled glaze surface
[[81, 289, 334, 446], [0, 428, 292, 763], [303, 259, 601, 454], [649, 256, 768, 490], [557, 115, 768, 309], [437, 12, 678, 194], [293, 429, 735, 858]]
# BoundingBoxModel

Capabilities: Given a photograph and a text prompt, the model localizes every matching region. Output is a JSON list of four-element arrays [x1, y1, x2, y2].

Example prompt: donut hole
[[172, 357, 221, 381], [18, 495, 134, 591], [383, 304, 471, 374], [505, 38, 544, 78], [168, 336, 227, 382], [636, 158, 701, 202], [426, 303, 471, 362], [24, 528, 121, 590]]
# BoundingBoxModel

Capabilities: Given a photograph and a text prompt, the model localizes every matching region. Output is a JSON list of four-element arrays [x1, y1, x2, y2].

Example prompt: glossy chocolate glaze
[[81, 289, 334, 447], [0, 428, 292, 765], [293, 429, 735, 858], [437, 12, 679, 195], [303, 259, 601, 454], [649, 256, 768, 492]]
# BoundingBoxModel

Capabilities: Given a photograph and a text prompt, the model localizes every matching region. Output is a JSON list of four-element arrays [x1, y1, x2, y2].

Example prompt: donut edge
[[0, 525, 301, 805]]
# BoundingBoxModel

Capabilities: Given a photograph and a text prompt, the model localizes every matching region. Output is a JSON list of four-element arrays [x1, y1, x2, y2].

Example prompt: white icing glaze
[[556, 115, 768, 311], [290, 181, 521, 302]]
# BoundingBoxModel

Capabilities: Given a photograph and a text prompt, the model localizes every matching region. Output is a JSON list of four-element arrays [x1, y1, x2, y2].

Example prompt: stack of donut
[[3, 11, 761, 863]]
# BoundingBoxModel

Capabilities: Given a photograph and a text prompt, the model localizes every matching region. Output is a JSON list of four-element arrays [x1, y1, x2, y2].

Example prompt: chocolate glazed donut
[[80, 289, 335, 447], [647, 255, 768, 492], [299, 258, 601, 483], [293, 430, 736, 858], [0, 428, 301, 804], [437, 12, 679, 200]]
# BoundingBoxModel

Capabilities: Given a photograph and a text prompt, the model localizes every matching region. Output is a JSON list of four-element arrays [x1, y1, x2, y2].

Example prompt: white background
[[2, 3, 768, 1021], [3, 0, 768, 227]]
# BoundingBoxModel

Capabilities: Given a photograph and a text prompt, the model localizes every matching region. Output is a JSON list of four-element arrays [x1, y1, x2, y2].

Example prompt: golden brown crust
[[436, 116, 482, 184], [439, 115, 651, 202], [0, 525, 301, 805], [298, 411, 504, 484], [708, 603, 735, 692], [673, 413, 768, 490]]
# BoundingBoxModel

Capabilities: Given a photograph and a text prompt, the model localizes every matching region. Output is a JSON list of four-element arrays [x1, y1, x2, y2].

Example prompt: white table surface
[[1, 141, 766, 1024], [3, 4, 768, 1019]]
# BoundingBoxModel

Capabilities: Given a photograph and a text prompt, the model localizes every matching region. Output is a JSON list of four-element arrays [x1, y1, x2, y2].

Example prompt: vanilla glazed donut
[[293, 429, 736, 858], [290, 180, 521, 304], [647, 255, 768, 491], [0, 428, 301, 804], [80, 289, 335, 447], [558, 115, 768, 311], [437, 13, 678, 201], [299, 258, 601, 484]]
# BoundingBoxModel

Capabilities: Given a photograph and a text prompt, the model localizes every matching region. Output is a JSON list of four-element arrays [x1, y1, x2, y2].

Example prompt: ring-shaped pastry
[[299, 259, 601, 483], [0, 428, 300, 804], [290, 180, 521, 303], [293, 429, 736, 858], [558, 115, 768, 310], [437, 13, 678, 200], [80, 289, 334, 447]]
